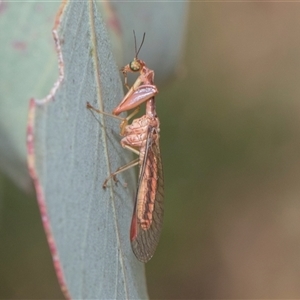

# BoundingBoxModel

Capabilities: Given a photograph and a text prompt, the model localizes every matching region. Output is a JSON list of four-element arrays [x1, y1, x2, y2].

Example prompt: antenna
[[133, 30, 146, 58]]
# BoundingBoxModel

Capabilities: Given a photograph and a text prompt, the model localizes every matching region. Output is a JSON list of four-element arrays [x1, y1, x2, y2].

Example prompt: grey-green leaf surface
[[0, 2, 59, 190], [28, 1, 147, 299]]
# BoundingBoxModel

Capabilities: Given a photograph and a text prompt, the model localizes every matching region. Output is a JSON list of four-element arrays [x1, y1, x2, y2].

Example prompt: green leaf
[[0, 1, 58, 190], [27, 1, 147, 298]]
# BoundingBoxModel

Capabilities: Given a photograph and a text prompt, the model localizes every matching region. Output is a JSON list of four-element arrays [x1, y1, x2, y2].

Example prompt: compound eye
[[130, 60, 141, 72]]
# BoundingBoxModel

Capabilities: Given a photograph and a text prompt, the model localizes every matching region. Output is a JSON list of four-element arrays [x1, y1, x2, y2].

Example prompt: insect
[[87, 32, 164, 263]]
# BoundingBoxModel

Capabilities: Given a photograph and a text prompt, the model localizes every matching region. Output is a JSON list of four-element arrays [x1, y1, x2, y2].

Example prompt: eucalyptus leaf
[[28, 1, 147, 298], [0, 2, 59, 190]]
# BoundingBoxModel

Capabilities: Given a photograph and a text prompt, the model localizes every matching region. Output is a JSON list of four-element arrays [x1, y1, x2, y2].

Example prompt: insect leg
[[120, 107, 140, 135], [103, 157, 139, 188], [121, 70, 130, 90], [87, 101, 139, 135], [103, 144, 141, 188], [86, 102, 124, 121]]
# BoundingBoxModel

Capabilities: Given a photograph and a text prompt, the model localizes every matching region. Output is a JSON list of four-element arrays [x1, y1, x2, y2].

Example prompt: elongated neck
[[146, 98, 157, 118]]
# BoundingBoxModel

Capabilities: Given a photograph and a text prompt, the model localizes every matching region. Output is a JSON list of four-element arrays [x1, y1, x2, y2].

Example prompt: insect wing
[[130, 127, 164, 262]]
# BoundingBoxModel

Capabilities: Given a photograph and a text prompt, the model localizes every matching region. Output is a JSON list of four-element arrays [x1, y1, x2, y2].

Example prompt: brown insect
[[87, 32, 164, 263]]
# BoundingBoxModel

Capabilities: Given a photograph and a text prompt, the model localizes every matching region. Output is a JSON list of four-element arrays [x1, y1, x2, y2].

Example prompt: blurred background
[[2, 2, 300, 299]]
